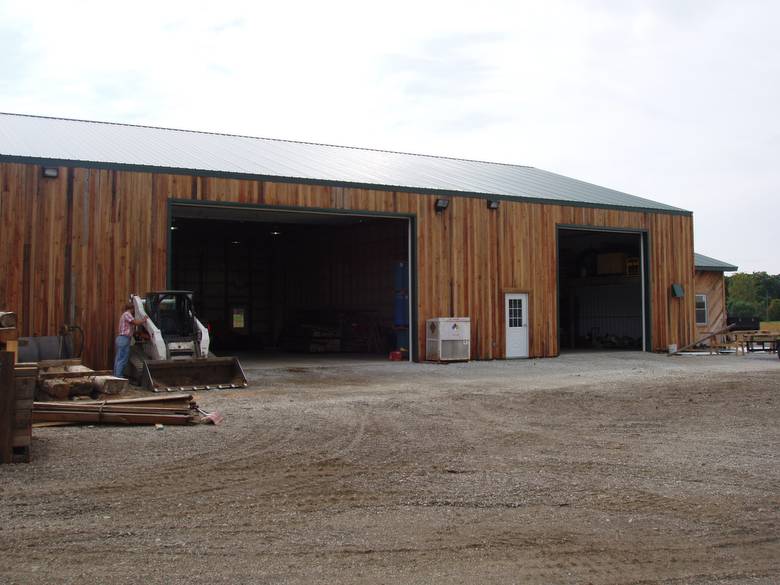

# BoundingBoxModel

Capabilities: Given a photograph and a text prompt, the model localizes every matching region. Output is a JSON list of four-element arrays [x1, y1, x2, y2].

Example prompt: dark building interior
[[558, 229, 645, 350], [170, 210, 410, 358]]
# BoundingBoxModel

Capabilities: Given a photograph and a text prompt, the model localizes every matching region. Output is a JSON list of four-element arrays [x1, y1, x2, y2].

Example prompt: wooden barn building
[[693, 253, 738, 340], [0, 113, 698, 368]]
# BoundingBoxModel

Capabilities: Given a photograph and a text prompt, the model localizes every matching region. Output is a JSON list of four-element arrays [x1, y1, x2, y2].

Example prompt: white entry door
[[505, 293, 529, 358]]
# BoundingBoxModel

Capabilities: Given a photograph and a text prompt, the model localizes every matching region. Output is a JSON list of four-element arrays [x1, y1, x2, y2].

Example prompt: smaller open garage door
[[168, 203, 414, 362], [558, 227, 649, 351]]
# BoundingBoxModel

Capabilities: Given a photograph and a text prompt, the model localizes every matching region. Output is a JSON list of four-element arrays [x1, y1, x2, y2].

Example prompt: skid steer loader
[[126, 291, 247, 392]]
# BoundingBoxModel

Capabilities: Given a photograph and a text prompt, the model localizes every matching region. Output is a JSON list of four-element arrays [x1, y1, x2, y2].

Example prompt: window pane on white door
[[508, 298, 523, 327]]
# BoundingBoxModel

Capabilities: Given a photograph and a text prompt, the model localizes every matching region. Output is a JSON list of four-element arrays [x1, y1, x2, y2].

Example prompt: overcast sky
[[1, 0, 778, 272]]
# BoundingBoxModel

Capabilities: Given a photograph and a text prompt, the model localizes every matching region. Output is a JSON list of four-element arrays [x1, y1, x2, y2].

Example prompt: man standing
[[114, 301, 148, 378]]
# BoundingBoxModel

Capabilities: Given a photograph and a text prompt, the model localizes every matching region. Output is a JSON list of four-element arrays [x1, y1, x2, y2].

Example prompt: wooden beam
[[36, 358, 84, 368], [0, 352, 15, 463], [671, 323, 737, 355], [38, 370, 112, 380], [58, 393, 194, 406], [32, 410, 193, 425]]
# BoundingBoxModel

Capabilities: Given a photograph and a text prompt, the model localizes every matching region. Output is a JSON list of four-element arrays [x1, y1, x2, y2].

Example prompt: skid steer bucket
[[141, 357, 248, 392]]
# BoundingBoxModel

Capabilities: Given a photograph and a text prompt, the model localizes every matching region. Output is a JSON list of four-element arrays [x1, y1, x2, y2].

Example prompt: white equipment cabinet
[[426, 317, 471, 362]]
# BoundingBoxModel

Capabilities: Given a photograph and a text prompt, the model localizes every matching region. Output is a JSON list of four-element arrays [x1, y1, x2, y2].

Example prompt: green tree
[[726, 273, 759, 306], [768, 298, 780, 321], [727, 299, 761, 318], [726, 272, 780, 319]]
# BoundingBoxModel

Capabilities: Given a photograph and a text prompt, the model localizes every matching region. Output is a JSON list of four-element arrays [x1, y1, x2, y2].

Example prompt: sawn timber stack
[[32, 393, 217, 426]]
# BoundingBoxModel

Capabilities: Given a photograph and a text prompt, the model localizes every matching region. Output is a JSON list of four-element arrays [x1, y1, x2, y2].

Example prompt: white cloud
[[1, 0, 778, 271]]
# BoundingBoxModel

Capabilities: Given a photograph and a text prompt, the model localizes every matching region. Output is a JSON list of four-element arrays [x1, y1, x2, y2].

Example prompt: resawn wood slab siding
[[694, 270, 727, 337], [0, 163, 696, 368]]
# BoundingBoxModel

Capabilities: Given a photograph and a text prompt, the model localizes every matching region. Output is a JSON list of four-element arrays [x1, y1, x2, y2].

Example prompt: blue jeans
[[114, 335, 131, 378]]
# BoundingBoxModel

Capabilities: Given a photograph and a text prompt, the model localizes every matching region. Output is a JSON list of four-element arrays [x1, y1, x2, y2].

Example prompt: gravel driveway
[[1, 352, 779, 584]]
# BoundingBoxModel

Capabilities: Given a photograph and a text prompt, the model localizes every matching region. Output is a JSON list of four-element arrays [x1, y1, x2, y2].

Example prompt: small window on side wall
[[695, 294, 707, 326]]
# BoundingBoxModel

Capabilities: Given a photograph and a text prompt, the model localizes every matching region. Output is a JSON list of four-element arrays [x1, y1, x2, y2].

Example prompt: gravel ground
[[1, 351, 779, 584]]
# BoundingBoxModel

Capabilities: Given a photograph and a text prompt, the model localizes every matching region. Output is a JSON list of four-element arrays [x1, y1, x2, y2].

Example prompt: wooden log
[[38, 379, 71, 400], [91, 376, 128, 395], [0, 312, 17, 328], [64, 365, 94, 373], [39, 377, 94, 400], [0, 352, 15, 463]]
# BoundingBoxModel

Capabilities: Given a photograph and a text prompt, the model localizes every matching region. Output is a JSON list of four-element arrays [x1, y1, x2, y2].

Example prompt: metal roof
[[694, 253, 738, 272], [0, 112, 689, 215]]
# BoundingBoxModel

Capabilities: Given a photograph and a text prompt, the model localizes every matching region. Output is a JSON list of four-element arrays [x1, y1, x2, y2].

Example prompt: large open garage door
[[168, 202, 414, 362], [557, 227, 649, 351]]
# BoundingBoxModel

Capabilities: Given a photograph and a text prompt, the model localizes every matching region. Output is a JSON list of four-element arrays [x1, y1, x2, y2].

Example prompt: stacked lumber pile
[[1, 351, 37, 463], [11, 364, 36, 462], [36, 359, 127, 400], [32, 393, 221, 426]]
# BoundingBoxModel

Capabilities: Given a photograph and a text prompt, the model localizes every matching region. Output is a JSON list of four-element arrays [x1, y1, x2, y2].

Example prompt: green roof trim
[[695, 252, 738, 272]]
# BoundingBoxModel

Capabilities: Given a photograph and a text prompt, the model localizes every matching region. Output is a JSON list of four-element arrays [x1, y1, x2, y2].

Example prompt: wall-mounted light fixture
[[41, 167, 59, 178], [487, 200, 500, 210], [670, 283, 685, 298], [434, 198, 450, 213], [270, 230, 281, 236]]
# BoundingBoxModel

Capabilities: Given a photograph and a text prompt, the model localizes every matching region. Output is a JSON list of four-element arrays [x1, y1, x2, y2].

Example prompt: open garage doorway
[[557, 227, 649, 352], [168, 202, 414, 364]]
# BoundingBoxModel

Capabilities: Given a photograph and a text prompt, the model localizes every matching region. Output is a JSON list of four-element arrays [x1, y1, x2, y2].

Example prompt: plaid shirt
[[118, 311, 135, 337]]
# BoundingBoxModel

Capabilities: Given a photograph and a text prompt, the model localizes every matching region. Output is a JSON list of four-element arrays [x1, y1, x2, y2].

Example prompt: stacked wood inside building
[[0, 162, 696, 367]]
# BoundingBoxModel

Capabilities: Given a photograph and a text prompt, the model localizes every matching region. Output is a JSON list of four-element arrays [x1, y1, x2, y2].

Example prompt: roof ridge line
[[0, 111, 535, 170]]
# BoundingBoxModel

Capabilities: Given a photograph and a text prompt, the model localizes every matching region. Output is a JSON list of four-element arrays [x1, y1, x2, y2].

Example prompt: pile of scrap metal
[[33, 393, 223, 426]]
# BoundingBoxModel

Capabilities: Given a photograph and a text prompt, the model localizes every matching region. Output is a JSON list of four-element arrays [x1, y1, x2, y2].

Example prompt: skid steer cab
[[127, 291, 247, 392]]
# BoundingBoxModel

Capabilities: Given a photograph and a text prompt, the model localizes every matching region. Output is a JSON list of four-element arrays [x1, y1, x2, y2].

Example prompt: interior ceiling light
[[231, 240, 241, 245], [170, 225, 178, 230], [270, 230, 281, 236]]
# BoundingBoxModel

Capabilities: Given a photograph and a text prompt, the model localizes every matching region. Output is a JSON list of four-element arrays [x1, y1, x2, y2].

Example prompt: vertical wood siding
[[0, 162, 696, 367]]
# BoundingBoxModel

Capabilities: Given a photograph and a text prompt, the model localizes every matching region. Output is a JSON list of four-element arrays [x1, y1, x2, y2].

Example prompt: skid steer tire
[[126, 346, 146, 386]]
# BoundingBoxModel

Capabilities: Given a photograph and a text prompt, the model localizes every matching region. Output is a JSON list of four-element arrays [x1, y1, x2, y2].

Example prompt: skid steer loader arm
[[131, 294, 166, 360]]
